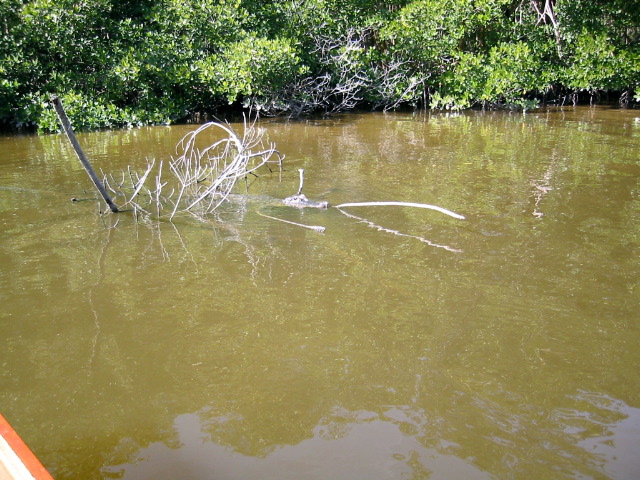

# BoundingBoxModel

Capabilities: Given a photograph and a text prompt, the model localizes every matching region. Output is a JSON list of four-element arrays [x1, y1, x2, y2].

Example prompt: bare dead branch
[[105, 118, 283, 221], [257, 211, 325, 233], [335, 201, 466, 220]]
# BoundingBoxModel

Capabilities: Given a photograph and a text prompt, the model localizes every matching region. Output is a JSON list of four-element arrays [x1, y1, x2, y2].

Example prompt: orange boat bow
[[0, 414, 54, 480]]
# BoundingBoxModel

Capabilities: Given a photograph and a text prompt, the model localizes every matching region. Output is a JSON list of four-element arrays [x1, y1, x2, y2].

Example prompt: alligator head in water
[[282, 194, 329, 209]]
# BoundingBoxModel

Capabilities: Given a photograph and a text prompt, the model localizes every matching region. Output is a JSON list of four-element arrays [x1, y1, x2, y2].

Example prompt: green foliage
[[1, 0, 638, 131], [380, 0, 469, 76], [200, 35, 305, 104], [564, 32, 640, 91], [432, 42, 545, 109]]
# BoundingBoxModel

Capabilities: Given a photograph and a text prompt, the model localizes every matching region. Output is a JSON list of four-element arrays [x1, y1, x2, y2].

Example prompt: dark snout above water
[[1, 107, 639, 479]]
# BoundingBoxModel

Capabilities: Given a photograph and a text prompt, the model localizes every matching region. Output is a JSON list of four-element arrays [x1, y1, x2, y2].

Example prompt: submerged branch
[[257, 211, 325, 233], [103, 117, 283, 221], [335, 207, 462, 252], [83, 116, 466, 250], [52, 95, 119, 212]]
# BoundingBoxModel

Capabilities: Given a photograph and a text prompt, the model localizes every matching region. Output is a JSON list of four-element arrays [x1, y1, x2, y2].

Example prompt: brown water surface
[[1, 107, 639, 479]]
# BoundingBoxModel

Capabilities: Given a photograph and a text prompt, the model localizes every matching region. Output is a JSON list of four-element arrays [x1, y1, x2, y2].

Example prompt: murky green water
[[1, 107, 639, 479]]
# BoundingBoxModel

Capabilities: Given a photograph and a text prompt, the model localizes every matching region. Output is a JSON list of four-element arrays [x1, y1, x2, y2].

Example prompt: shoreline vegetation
[[1, 0, 639, 133]]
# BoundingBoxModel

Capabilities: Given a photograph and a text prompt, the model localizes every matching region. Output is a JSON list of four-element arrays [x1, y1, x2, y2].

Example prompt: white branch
[[335, 201, 465, 220], [257, 211, 325, 233]]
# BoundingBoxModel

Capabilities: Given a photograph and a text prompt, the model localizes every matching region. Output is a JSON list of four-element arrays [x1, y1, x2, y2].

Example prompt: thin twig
[[257, 211, 325, 233], [121, 159, 155, 208]]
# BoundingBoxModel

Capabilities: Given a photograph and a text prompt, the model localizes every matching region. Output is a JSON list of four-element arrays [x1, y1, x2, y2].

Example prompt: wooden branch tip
[[257, 211, 325, 233], [296, 169, 305, 195]]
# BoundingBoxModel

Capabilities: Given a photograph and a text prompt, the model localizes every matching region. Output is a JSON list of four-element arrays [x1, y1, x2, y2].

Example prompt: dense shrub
[[1, 0, 638, 131]]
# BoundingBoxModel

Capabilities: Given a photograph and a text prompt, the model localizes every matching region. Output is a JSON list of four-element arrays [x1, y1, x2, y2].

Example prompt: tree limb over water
[[53, 98, 464, 246], [98, 117, 284, 221], [51, 95, 119, 212]]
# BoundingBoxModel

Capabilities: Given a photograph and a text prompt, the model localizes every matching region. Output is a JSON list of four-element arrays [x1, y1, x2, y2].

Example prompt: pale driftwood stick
[[335, 201, 465, 220], [296, 169, 304, 195], [51, 95, 119, 213], [257, 211, 325, 233]]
